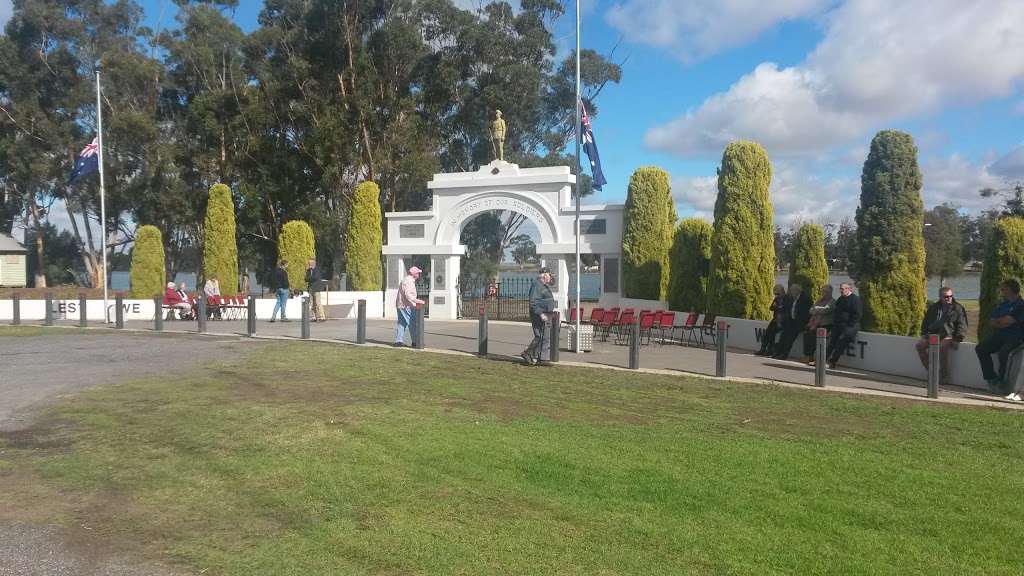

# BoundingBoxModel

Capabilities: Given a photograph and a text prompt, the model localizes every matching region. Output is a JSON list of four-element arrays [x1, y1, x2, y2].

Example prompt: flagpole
[[96, 71, 108, 323], [574, 0, 582, 352]]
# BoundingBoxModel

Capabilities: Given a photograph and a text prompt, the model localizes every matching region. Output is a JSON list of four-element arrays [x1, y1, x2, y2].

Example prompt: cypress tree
[[622, 166, 677, 300], [978, 217, 1024, 341], [278, 221, 316, 290], [788, 223, 828, 299], [203, 183, 238, 295], [346, 181, 383, 291], [129, 225, 165, 299], [707, 141, 775, 320], [854, 130, 927, 336], [668, 218, 712, 312]]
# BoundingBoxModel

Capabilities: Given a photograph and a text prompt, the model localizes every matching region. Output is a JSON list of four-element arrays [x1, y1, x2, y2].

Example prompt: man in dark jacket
[[305, 258, 326, 322], [826, 282, 862, 368], [270, 260, 291, 323], [915, 286, 968, 384], [755, 284, 786, 356], [522, 267, 556, 366], [772, 284, 812, 359]]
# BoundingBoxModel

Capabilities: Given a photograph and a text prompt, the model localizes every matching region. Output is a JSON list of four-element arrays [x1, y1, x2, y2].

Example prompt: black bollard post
[[927, 334, 940, 399], [814, 328, 827, 388], [79, 293, 88, 328], [715, 321, 727, 377], [414, 304, 425, 349], [301, 295, 310, 339], [478, 308, 488, 356], [45, 292, 53, 326], [629, 319, 640, 370], [549, 311, 560, 362], [246, 296, 257, 337], [12, 293, 20, 326], [197, 298, 207, 334], [115, 293, 124, 329], [154, 295, 163, 331], [356, 299, 367, 344]]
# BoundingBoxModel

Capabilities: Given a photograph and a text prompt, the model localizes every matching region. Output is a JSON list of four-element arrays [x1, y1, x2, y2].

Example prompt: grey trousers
[[525, 314, 550, 361]]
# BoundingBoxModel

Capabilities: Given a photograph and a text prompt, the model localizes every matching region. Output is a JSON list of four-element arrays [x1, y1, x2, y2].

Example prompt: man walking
[[976, 279, 1024, 393], [305, 258, 326, 322], [270, 260, 291, 323], [393, 266, 424, 347], [915, 286, 968, 385], [522, 267, 556, 366], [825, 282, 861, 369], [772, 283, 812, 360]]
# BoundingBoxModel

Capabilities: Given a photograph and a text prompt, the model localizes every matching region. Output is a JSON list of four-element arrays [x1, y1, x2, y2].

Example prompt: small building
[[0, 233, 28, 287]]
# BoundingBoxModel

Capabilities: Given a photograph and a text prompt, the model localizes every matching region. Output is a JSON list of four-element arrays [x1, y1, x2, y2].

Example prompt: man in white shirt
[[393, 266, 425, 347]]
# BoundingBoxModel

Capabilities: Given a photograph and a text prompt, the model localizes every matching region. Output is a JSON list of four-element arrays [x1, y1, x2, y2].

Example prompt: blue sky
[[3, 0, 1023, 228]]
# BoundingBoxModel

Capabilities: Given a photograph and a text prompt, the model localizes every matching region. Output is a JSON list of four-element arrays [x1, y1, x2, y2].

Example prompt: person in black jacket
[[755, 284, 786, 356], [270, 260, 291, 323], [914, 286, 968, 384], [772, 284, 812, 360], [825, 282, 862, 368], [522, 267, 556, 366], [305, 258, 326, 322]]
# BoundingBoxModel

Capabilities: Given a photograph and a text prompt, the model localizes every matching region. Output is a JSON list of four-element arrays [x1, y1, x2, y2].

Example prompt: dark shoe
[[521, 352, 535, 366], [754, 349, 767, 356], [536, 360, 554, 367], [827, 361, 837, 369], [281, 318, 292, 322], [268, 319, 276, 323], [391, 342, 404, 347]]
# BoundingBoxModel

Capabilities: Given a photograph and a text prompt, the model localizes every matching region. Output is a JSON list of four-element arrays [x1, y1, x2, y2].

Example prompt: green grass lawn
[[957, 299, 980, 342], [3, 342, 1024, 574]]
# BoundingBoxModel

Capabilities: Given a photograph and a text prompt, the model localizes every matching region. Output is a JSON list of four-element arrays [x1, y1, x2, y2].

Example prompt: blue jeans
[[395, 308, 417, 344], [271, 288, 289, 320]]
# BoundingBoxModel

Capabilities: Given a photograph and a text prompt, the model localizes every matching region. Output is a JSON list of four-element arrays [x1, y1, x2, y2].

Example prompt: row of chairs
[[562, 306, 719, 347]]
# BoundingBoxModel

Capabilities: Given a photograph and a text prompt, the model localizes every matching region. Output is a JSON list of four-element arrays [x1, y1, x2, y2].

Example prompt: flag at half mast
[[580, 102, 608, 191], [67, 137, 99, 186]]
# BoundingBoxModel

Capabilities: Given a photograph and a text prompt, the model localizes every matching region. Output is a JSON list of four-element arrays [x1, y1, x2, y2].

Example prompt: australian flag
[[66, 138, 99, 186], [580, 102, 608, 191]]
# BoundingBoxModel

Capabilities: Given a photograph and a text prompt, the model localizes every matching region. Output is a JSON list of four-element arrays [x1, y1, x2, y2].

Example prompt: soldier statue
[[489, 110, 507, 162]]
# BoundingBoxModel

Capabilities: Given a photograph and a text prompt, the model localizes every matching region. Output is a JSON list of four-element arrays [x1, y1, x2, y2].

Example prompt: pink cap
[[409, 266, 422, 275]]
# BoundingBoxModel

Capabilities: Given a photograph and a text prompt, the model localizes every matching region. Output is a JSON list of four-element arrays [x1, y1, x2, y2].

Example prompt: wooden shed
[[0, 233, 28, 287]]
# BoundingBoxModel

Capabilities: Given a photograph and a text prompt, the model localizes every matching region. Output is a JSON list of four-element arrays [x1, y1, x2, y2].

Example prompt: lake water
[[777, 273, 983, 300]]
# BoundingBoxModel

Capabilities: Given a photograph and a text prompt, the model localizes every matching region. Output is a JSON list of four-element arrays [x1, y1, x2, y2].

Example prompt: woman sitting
[[802, 284, 835, 364], [163, 282, 193, 320], [755, 284, 787, 356]]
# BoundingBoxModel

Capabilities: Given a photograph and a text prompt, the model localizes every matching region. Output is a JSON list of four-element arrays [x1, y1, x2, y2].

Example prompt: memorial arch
[[383, 160, 625, 319]]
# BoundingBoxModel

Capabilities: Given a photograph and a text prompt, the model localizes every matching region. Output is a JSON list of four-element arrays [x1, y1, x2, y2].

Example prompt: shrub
[[278, 220, 316, 290], [203, 183, 238, 295], [788, 223, 828, 299], [668, 218, 712, 312], [130, 225, 165, 299], [345, 181, 383, 290], [707, 141, 775, 320], [622, 166, 677, 300], [854, 130, 927, 336], [978, 217, 1024, 341]]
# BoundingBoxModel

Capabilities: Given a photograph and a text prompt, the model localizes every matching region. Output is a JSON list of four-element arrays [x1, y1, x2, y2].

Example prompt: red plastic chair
[[676, 312, 700, 346]]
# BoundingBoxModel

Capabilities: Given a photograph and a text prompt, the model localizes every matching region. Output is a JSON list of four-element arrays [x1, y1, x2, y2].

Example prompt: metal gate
[[459, 277, 533, 321]]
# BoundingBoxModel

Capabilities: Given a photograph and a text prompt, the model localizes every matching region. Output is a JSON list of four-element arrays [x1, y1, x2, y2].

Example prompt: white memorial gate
[[383, 160, 625, 319]]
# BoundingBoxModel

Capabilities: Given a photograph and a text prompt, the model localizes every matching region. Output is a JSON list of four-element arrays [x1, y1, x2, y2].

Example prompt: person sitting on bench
[[163, 282, 192, 320]]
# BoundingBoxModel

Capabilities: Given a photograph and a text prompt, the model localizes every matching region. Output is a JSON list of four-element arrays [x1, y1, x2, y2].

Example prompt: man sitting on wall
[[976, 279, 1024, 394], [915, 286, 968, 386], [771, 283, 811, 360]]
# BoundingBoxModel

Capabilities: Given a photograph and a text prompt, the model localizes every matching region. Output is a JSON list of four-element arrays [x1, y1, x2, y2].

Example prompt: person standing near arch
[[522, 267, 556, 367], [394, 266, 425, 347]]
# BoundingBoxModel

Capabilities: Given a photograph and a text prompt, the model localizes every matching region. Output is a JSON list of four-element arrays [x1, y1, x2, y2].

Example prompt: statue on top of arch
[[488, 109, 507, 162]]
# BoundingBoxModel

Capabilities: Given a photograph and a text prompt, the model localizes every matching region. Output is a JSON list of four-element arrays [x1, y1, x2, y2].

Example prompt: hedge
[[202, 183, 238, 295], [788, 223, 828, 299], [129, 225, 165, 299], [622, 166, 677, 300], [278, 220, 316, 290], [668, 218, 712, 312], [346, 181, 383, 291], [978, 217, 1024, 341]]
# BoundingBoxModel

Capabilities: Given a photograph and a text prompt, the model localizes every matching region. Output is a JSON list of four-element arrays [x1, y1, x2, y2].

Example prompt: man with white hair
[[522, 267, 556, 366], [162, 281, 192, 320], [393, 266, 425, 347]]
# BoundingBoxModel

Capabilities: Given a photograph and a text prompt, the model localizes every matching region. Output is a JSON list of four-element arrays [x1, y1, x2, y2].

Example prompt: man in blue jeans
[[976, 279, 1024, 393], [270, 260, 292, 323]]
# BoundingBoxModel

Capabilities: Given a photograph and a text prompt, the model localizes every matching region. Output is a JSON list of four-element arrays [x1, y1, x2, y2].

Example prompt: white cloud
[[605, 0, 831, 63], [0, 0, 13, 31], [988, 145, 1024, 179], [644, 0, 1024, 159]]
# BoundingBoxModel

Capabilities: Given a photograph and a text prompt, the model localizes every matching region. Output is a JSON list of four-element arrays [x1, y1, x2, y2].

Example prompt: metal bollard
[[814, 328, 827, 388], [197, 298, 207, 334], [12, 293, 20, 326], [115, 293, 124, 329], [715, 321, 727, 377], [356, 299, 366, 344], [79, 293, 88, 328], [246, 296, 257, 337], [927, 334, 940, 399], [549, 311, 560, 362], [154, 295, 163, 331], [629, 319, 640, 370], [45, 292, 54, 326], [478, 308, 488, 356], [301, 296, 310, 339], [414, 304, 425, 349]]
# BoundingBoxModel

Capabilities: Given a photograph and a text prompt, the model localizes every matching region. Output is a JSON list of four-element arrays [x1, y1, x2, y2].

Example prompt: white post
[[96, 71, 108, 323], [574, 0, 582, 352]]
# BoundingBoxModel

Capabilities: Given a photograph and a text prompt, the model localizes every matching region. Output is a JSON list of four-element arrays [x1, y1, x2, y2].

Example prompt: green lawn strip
[[0, 325, 107, 336], [11, 343, 1024, 575]]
